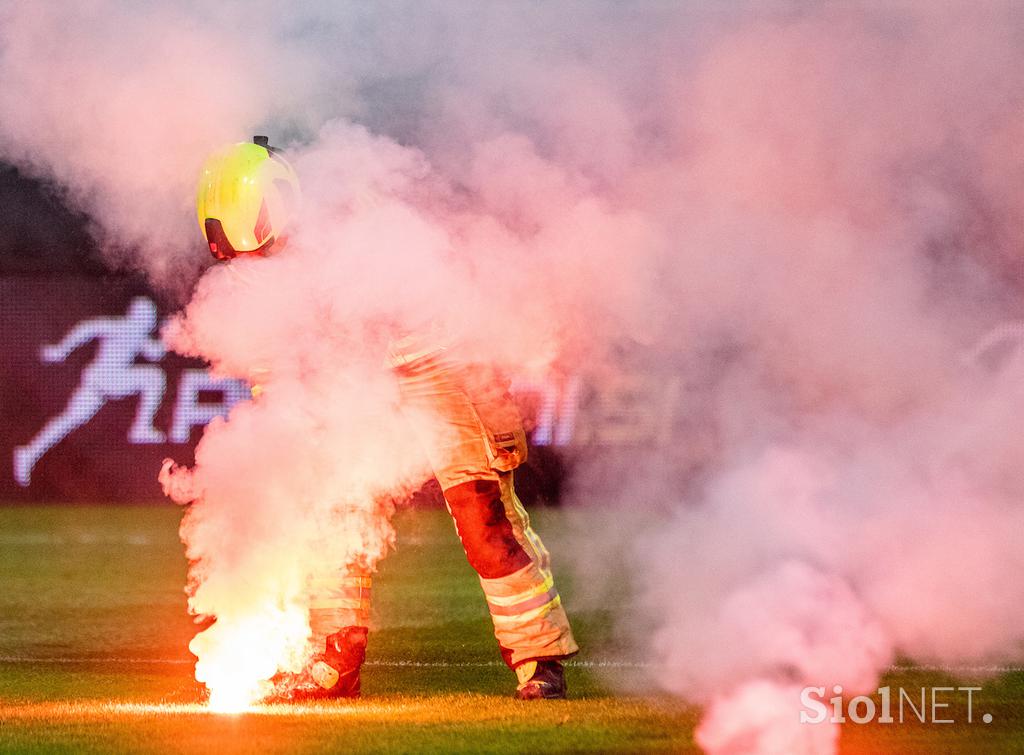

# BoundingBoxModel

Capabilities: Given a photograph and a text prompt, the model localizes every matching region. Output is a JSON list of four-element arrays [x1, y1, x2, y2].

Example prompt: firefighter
[[194, 137, 579, 700]]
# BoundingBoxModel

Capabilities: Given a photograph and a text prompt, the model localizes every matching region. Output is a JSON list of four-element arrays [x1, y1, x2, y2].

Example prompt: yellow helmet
[[195, 136, 300, 260]]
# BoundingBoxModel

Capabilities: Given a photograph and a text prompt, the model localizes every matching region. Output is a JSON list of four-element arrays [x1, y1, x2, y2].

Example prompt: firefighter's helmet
[[195, 136, 300, 260]]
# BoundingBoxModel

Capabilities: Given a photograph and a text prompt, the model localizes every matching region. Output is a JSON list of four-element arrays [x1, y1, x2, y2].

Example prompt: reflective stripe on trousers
[[309, 573, 372, 645]]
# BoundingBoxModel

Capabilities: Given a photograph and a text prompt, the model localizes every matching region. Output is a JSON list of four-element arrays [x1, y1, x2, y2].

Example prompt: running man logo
[[12, 297, 248, 487]]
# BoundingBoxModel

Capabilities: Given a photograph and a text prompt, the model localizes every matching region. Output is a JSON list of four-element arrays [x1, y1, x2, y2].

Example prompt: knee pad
[[445, 480, 532, 579]]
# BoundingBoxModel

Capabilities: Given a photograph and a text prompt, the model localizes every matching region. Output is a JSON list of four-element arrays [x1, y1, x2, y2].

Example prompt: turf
[[0, 505, 1021, 753]]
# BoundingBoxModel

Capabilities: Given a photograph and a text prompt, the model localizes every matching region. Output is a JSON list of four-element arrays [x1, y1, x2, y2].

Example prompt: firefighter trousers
[[310, 350, 578, 669]]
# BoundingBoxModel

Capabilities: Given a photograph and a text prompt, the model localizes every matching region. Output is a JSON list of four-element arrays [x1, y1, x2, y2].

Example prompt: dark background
[[0, 164, 694, 505], [0, 164, 106, 276]]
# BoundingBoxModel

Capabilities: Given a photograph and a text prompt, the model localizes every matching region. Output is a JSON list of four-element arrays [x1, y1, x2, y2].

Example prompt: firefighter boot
[[310, 625, 367, 698], [276, 626, 367, 701], [513, 660, 567, 700]]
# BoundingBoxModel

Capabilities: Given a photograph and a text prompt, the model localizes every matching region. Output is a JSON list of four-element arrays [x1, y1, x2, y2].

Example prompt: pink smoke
[[2, 0, 1024, 749]]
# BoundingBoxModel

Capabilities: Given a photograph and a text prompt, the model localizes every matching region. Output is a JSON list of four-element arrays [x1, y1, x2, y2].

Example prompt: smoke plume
[[4, 0, 1024, 748]]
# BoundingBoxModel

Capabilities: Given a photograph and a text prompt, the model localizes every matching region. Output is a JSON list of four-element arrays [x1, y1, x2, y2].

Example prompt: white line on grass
[[0, 656, 190, 665], [0, 534, 153, 546], [0, 656, 1021, 673], [0, 656, 649, 669]]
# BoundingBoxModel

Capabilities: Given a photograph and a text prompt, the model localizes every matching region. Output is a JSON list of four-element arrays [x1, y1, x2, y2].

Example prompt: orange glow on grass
[[0, 701, 369, 720], [112, 702, 367, 717]]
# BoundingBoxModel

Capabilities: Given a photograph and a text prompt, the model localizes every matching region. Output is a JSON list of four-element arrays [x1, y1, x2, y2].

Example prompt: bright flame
[[189, 603, 310, 712], [208, 688, 257, 715]]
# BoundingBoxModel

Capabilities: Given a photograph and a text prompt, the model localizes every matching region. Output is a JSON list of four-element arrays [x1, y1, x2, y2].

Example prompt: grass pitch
[[0, 505, 1021, 753]]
